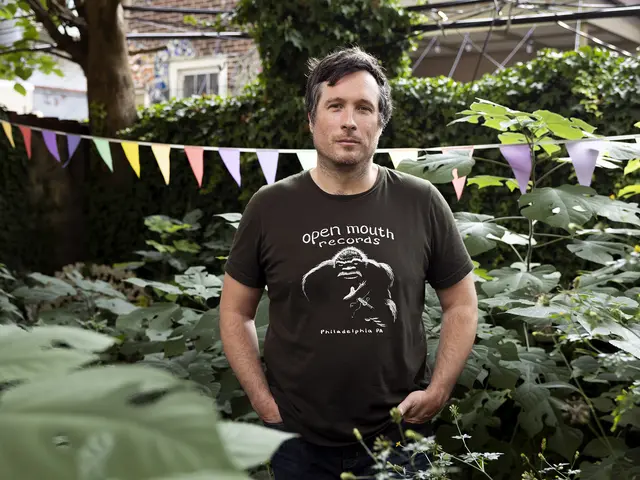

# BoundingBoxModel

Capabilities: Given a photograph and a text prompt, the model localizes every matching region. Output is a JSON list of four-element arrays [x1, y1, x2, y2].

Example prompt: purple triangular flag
[[257, 150, 279, 185], [499, 144, 532, 194], [566, 140, 605, 187], [63, 134, 82, 168], [42, 130, 60, 162], [219, 148, 241, 186]]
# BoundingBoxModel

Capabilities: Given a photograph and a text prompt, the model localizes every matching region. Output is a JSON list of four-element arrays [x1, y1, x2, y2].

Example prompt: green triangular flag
[[93, 138, 113, 172]]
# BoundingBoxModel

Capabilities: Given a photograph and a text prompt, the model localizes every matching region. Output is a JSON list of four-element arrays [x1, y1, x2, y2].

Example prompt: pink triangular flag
[[42, 130, 60, 162], [499, 144, 532, 194], [442, 145, 473, 200], [566, 140, 606, 187], [219, 148, 241, 186], [257, 150, 279, 184], [452, 168, 466, 200], [184, 146, 204, 187], [18, 126, 32, 158]]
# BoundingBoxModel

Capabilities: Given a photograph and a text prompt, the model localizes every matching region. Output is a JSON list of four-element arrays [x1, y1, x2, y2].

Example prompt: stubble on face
[[309, 71, 383, 175]]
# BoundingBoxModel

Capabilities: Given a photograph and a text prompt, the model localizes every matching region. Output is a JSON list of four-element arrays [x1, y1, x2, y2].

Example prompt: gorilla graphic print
[[301, 247, 397, 329]]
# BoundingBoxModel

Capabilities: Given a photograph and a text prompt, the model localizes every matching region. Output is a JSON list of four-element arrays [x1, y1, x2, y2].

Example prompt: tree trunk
[[84, 1, 137, 136]]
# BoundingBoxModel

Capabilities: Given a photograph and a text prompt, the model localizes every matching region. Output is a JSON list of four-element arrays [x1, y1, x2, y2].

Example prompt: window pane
[[196, 74, 207, 95], [209, 73, 219, 95], [183, 75, 194, 97]]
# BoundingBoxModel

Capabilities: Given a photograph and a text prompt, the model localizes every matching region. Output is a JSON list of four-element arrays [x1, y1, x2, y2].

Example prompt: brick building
[[123, 0, 261, 107]]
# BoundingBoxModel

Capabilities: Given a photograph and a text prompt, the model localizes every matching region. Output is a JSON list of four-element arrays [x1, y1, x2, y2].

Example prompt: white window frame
[[168, 55, 228, 99]]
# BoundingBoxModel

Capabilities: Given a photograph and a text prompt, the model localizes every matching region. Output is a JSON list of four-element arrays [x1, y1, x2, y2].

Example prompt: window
[[168, 56, 228, 99], [182, 72, 220, 97]]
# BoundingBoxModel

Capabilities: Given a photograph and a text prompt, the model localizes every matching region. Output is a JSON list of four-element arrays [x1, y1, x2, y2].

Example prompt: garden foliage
[[1, 102, 639, 479], [1, 47, 638, 276]]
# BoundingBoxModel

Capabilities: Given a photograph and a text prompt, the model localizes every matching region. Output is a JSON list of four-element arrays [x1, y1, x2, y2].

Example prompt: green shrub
[[1, 47, 638, 275]]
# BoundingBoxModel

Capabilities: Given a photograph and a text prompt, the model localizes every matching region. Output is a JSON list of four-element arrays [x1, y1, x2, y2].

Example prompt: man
[[219, 46, 478, 479]]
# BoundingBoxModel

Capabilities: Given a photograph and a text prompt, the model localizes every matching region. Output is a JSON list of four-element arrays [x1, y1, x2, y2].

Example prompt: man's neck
[[311, 161, 379, 196]]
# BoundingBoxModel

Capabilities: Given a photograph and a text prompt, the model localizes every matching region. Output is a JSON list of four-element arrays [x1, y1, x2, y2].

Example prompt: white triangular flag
[[297, 150, 317, 170], [388, 148, 419, 168]]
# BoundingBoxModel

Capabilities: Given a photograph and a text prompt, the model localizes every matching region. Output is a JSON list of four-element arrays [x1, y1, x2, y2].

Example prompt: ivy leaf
[[481, 263, 561, 297], [454, 213, 508, 256], [397, 151, 475, 184], [519, 185, 640, 231]]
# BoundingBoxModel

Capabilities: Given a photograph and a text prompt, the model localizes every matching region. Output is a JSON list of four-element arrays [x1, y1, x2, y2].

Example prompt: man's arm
[[398, 272, 478, 423], [219, 273, 281, 423], [429, 272, 478, 400]]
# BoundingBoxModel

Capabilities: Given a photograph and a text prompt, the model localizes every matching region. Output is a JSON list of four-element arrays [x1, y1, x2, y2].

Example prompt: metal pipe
[[410, 5, 640, 32], [126, 32, 250, 40], [123, 6, 232, 15]]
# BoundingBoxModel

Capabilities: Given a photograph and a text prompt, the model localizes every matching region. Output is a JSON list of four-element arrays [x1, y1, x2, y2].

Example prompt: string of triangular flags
[[1, 119, 638, 199]]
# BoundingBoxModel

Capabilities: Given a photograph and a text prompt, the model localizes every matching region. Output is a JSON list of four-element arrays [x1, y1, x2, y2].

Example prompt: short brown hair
[[305, 46, 393, 128]]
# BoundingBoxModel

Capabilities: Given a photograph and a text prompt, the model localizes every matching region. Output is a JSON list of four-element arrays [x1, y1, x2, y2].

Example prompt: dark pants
[[263, 420, 434, 479]]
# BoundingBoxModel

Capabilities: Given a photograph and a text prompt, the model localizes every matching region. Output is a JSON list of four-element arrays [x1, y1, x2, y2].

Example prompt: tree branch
[[23, 0, 84, 65], [0, 47, 72, 61]]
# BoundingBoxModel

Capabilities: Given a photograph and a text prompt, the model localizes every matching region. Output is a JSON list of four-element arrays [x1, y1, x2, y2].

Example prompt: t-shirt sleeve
[[425, 184, 474, 290], [224, 189, 267, 289]]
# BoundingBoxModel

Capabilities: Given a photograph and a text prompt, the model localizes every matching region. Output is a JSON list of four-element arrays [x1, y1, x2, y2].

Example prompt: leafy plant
[[392, 101, 640, 478], [0, 324, 292, 480]]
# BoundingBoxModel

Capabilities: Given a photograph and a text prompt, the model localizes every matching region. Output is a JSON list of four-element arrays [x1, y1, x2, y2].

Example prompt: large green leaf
[[454, 213, 508, 256], [519, 185, 640, 231], [0, 364, 264, 480], [617, 184, 640, 199], [567, 237, 629, 265], [481, 263, 561, 297], [0, 325, 117, 383], [217, 421, 296, 470], [466, 175, 520, 192], [175, 267, 222, 301], [397, 151, 475, 184]]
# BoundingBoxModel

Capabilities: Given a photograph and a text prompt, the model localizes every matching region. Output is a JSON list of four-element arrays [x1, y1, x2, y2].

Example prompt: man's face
[[309, 70, 383, 168]]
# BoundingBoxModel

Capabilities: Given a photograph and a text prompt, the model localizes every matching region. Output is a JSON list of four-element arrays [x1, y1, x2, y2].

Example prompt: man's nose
[[341, 109, 357, 130]]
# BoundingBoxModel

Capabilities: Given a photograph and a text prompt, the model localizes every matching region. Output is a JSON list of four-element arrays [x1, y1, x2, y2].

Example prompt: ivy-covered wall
[[1, 47, 638, 275]]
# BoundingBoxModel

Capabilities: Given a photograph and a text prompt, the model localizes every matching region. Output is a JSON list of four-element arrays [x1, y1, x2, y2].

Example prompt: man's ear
[[308, 113, 313, 133]]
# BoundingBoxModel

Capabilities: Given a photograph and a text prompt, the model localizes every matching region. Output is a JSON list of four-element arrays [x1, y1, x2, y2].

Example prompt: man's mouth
[[337, 139, 360, 145]]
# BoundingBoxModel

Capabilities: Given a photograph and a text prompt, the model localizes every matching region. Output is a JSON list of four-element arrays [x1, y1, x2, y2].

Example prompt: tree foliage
[[230, 0, 418, 94], [0, 0, 136, 133]]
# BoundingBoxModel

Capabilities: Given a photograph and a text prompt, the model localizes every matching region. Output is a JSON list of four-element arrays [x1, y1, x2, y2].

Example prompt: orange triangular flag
[[184, 146, 204, 187], [152, 144, 171, 184], [18, 126, 31, 158], [121, 141, 141, 177], [1, 121, 15, 148]]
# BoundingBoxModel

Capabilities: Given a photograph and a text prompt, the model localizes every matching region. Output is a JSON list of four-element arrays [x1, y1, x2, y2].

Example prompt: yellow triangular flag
[[1, 121, 15, 148], [151, 144, 171, 184], [121, 141, 141, 177]]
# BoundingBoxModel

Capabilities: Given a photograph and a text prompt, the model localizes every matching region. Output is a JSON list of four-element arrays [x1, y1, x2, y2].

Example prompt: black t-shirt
[[224, 165, 474, 446]]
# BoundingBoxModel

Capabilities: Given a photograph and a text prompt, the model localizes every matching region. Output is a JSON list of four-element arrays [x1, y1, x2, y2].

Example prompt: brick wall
[[124, 0, 260, 103]]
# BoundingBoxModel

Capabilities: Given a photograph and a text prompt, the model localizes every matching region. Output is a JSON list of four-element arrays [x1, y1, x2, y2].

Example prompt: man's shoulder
[[250, 170, 310, 204], [381, 166, 438, 198]]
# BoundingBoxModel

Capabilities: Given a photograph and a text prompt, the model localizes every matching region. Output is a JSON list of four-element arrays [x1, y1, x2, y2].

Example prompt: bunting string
[[1, 119, 638, 195]]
